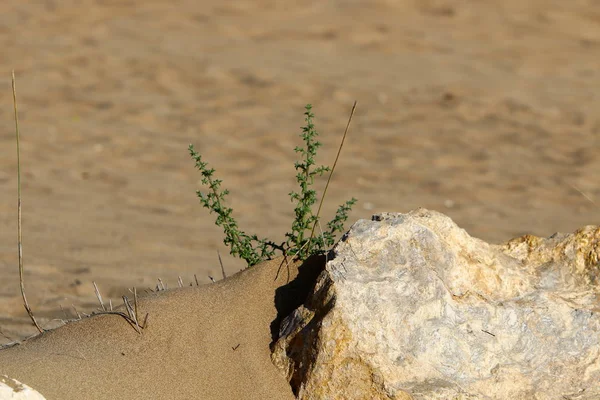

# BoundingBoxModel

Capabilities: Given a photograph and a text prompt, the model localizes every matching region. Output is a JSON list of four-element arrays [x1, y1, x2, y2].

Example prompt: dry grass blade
[[59, 305, 69, 320], [141, 313, 149, 329], [274, 253, 292, 283], [570, 183, 596, 205], [122, 296, 141, 333], [12, 71, 43, 334], [0, 327, 11, 341], [82, 292, 144, 334], [306, 101, 357, 254], [133, 287, 139, 322], [93, 281, 106, 311], [122, 296, 133, 319], [93, 310, 141, 334], [218, 250, 227, 279], [72, 305, 81, 320]]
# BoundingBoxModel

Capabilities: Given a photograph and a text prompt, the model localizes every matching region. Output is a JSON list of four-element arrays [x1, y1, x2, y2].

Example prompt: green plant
[[188, 146, 279, 267], [189, 104, 356, 267]]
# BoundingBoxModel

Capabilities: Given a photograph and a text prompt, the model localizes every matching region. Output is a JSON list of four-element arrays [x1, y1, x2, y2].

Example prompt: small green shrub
[[189, 104, 356, 267]]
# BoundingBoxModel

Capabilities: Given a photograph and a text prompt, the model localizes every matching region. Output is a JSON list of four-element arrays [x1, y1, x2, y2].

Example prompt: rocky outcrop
[[271, 209, 600, 400]]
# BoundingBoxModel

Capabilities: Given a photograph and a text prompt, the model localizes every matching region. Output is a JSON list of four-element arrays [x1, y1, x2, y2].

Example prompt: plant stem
[[306, 101, 356, 255], [12, 71, 43, 334]]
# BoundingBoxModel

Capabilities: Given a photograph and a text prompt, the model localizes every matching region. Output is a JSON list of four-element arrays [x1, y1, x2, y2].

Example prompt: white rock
[[0, 375, 46, 400], [272, 209, 600, 400]]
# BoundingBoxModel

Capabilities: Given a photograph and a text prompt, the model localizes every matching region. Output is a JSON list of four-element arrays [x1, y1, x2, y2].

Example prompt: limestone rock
[[0, 375, 46, 400], [271, 209, 600, 400]]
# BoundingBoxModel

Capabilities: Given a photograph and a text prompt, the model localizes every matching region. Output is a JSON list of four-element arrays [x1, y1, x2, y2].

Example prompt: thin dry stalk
[[315, 219, 333, 267], [0, 327, 11, 341], [93, 281, 106, 311], [93, 310, 141, 334], [72, 305, 81, 320], [59, 305, 69, 320], [570, 183, 596, 205], [178, 276, 183, 288], [12, 71, 43, 334], [133, 287, 139, 322], [275, 251, 292, 283], [218, 250, 226, 279], [194, 274, 199, 286], [122, 296, 140, 332], [306, 101, 357, 254], [141, 313, 149, 329], [122, 296, 133, 319]]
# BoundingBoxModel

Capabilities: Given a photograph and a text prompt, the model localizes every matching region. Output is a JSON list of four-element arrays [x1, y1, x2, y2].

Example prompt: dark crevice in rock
[[270, 254, 326, 344]]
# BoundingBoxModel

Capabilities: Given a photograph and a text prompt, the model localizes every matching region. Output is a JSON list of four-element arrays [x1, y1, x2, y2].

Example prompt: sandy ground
[[1, 0, 600, 344], [0, 257, 315, 399]]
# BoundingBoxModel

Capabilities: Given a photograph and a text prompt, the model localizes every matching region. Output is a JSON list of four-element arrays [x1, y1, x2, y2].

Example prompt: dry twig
[[122, 296, 141, 333], [133, 287, 139, 322], [141, 313, 149, 329], [93, 281, 106, 311], [93, 310, 141, 334], [12, 71, 43, 333], [306, 101, 357, 254], [218, 250, 226, 279], [72, 305, 81, 320]]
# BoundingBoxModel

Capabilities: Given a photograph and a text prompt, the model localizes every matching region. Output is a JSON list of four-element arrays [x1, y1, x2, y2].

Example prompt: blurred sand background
[[2, 0, 600, 344]]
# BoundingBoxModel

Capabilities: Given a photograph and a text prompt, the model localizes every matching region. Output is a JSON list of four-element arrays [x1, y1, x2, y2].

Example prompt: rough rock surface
[[0, 375, 46, 400], [271, 209, 600, 400]]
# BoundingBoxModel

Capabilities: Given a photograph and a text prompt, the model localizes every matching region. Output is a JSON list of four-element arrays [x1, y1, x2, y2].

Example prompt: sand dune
[[0, 257, 323, 399]]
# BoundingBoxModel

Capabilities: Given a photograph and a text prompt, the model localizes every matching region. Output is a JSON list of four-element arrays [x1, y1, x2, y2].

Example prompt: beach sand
[[0, 257, 321, 399]]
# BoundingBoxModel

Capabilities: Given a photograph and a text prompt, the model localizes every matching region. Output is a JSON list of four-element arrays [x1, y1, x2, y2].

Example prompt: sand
[[0, 257, 322, 399]]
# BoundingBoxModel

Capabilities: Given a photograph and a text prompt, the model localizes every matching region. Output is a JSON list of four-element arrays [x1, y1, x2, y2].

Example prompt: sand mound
[[0, 257, 323, 399]]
